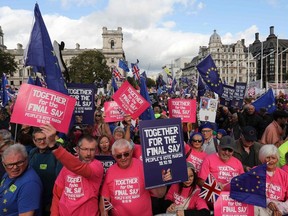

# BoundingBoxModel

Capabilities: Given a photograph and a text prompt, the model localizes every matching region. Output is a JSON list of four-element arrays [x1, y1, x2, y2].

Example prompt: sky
[[0, 0, 287, 76]]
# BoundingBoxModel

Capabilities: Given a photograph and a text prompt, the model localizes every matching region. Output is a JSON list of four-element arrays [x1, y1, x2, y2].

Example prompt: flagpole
[[247, 46, 250, 85], [276, 37, 278, 90], [261, 42, 263, 89]]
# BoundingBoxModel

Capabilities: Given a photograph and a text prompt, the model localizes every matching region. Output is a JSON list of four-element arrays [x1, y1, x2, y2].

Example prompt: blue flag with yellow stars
[[252, 88, 276, 114], [230, 163, 267, 207], [24, 3, 68, 95], [196, 54, 223, 96]]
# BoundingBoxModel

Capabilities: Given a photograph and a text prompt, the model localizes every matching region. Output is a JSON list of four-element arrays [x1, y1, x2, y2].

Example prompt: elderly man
[[233, 126, 262, 172], [41, 124, 104, 216], [100, 139, 171, 216], [200, 122, 218, 155], [0, 144, 43, 215], [198, 136, 244, 191]]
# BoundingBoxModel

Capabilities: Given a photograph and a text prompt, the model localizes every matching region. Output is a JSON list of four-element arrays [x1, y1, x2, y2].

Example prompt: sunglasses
[[95, 115, 101, 117], [221, 148, 233, 153], [114, 151, 130, 159], [192, 139, 202, 143]]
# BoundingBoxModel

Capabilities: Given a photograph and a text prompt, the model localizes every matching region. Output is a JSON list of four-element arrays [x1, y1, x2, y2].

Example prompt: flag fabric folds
[[199, 173, 221, 203], [196, 54, 223, 96], [24, 3, 68, 94], [168, 78, 177, 94], [139, 76, 155, 120], [118, 59, 130, 72], [1, 74, 9, 107], [252, 88, 276, 114], [111, 77, 118, 92], [131, 60, 140, 81], [163, 66, 172, 77], [27, 76, 35, 85], [230, 163, 267, 208], [112, 67, 124, 81]]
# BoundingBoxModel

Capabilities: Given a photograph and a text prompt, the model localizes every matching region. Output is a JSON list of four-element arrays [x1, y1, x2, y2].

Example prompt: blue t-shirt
[[0, 167, 43, 216]]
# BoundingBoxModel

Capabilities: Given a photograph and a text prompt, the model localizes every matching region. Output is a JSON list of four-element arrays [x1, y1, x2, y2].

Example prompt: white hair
[[258, 144, 279, 163]]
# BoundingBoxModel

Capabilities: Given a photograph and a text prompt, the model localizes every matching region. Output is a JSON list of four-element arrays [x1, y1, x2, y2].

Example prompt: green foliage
[[126, 76, 138, 89], [68, 50, 111, 84], [0, 49, 18, 76], [146, 77, 156, 88]]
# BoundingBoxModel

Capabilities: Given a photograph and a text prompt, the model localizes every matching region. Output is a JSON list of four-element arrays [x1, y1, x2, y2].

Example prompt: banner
[[220, 84, 235, 107], [67, 83, 95, 126], [139, 118, 187, 189], [231, 82, 247, 108], [10, 84, 76, 133], [199, 97, 218, 123], [214, 192, 254, 216], [95, 155, 116, 175], [168, 99, 196, 123], [104, 101, 125, 122], [112, 81, 150, 119]]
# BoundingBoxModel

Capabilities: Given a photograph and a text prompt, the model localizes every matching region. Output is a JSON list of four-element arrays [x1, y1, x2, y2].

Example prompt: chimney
[[241, 39, 245, 46], [255, 33, 259, 41], [76, 43, 80, 49], [270, 26, 274, 35]]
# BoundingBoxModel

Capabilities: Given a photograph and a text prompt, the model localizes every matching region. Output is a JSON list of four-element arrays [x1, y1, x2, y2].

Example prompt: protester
[[233, 126, 262, 172], [282, 152, 288, 173], [16, 124, 35, 153], [0, 144, 43, 215], [91, 109, 112, 140], [226, 112, 242, 140], [216, 129, 227, 140], [100, 139, 171, 216], [29, 127, 63, 216], [254, 144, 288, 216], [200, 122, 218, 154], [186, 132, 207, 173], [44, 124, 104, 216], [163, 162, 210, 216], [198, 136, 244, 191], [97, 134, 112, 155], [261, 110, 288, 147], [278, 140, 288, 167]]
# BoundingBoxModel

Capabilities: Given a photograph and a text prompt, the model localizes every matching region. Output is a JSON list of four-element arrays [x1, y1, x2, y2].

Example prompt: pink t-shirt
[[186, 149, 207, 173], [101, 158, 152, 216], [198, 153, 244, 187], [282, 165, 288, 173], [266, 168, 288, 201], [165, 184, 208, 210], [55, 159, 104, 216], [133, 144, 143, 161]]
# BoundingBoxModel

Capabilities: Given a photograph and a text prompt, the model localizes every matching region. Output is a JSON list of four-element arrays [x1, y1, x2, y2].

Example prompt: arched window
[[111, 40, 115, 49]]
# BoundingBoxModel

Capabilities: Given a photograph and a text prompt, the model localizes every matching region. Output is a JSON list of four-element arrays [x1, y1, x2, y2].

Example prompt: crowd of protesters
[[0, 90, 287, 216]]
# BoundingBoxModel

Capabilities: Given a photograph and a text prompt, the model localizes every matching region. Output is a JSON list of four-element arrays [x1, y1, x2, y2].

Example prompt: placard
[[10, 84, 76, 133], [139, 118, 187, 189], [104, 101, 125, 122], [168, 99, 196, 123], [198, 97, 218, 123], [112, 81, 150, 119]]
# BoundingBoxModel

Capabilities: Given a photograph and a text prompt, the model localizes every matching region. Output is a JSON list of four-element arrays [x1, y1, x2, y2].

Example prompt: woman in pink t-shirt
[[163, 162, 210, 216], [254, 144, 288, 216]]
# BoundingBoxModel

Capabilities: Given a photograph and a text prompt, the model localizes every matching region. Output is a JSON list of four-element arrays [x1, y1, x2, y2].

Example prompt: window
[[111, 40, 115, 49], [111, 58, 115, 63]]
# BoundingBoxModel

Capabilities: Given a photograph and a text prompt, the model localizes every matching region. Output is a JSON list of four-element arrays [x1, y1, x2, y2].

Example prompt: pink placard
[[112, 81, 150, 119], [104, 101, 125, 122], [214, 192, 254, 216], [168, 99, 196, 123], [10, 84, 76, 133]]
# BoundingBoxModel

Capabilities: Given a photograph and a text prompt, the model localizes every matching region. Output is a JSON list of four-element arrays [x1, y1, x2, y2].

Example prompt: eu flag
[[1, 74, 9, 107], [252, 88, 276, 114], [27, 76, 35, 85], [196, 54, 223, 96], [111, 77, 118, 92], [24, 3, 68, 94], [118, 59, 130, 72], [230, 163, 267, 207], [139, 76, 155, 120]]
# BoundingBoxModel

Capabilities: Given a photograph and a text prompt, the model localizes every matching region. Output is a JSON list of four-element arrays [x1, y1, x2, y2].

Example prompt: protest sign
[[11, 84, 76, 133], [139, 118, 187, 189], [112, 81, 150, 119], [214, 192, 254, 216], [104, 101, 125, 122], [67, 83, 95, 125], [231, 82, 247, 108], [220, 84, 235, 107], [199, 97, 218, 122], [168, 98, 196, 123], [95, 155, 116, 175]]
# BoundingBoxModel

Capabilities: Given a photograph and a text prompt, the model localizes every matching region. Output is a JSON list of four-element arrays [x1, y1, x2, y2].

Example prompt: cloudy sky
[[0, 0, 287, 76]]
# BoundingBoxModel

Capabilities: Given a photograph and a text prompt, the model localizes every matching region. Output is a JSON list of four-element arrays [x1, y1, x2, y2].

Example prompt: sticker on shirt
[[40, 164, 47, 170], [266, 183, 282, 200], [173, 192, 187, 205], [217, 166, 239, 182], [64, 175, 84, 200], [114, 177, 140, 203]]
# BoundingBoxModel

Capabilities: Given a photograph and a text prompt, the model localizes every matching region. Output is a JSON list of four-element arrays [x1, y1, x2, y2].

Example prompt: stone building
[[2, 26, 126, 88]]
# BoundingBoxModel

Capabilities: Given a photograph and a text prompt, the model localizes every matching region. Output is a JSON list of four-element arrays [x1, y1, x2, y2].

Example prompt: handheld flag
[[196, 55, 223, 96], [199, 174, 221, 203], [163, 66, 172, 77], [103, 197, 113, 211], [139, 76, 155, 120], [24, 3, 68, 94], [230, 163, 267, 207], [168, 78, 177, 94], [118, 59, 130, 72], [131, 60, 140, 81], [252, 88, 276, 114], [111, 77, 118, 92], [112, 67, 124, 81], [27, 76, 35, 85], [1, 74, 9, 107]]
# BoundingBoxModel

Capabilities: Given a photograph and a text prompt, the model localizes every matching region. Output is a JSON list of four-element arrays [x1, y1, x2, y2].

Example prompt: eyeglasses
[[114, 151, 130, 159], [34, 137, 46, 143], [221, 148, 233, 153], [202, 130, 212, 133], [95, 115, 101, 117], [79, 147, 96, 152], [3, 159, 26, 169], [192, 139, 202, 143]]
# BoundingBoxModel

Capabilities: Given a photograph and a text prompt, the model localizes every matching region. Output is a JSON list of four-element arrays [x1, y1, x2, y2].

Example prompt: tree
[[146, 77, 156, 89], [0, 49, 17, 76], [68, 50, 111, 84]]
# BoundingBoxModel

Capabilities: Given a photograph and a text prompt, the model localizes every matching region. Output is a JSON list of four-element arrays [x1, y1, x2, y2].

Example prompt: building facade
[[2, 26, 126, 88]]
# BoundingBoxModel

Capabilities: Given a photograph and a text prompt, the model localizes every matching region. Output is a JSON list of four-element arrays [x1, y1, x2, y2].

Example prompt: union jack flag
[[199, 174, 221, 203], [103, 197, 113, 211], [112, 67, 124, 81], [131, 60, 140, 80]]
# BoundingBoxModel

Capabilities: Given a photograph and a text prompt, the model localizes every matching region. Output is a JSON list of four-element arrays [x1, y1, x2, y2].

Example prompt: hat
[[242, 126, 257, 141], [219, 136, 236, 151], [217, 129, 227, 136], [189, 132, 204, 144], [199, 122, 214, 132], [186, 162, 196, 171]]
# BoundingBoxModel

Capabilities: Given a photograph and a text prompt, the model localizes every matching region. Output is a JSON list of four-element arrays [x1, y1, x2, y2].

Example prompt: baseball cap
[[219, 136, 236, 151], [242, 126, 257, 141]]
